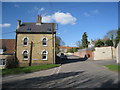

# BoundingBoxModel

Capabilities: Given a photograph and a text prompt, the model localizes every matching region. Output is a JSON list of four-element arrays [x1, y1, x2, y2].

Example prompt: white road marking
[[51, 68, 57, 75], [51, 65, 62, 75], [56, 65, 61, 74]]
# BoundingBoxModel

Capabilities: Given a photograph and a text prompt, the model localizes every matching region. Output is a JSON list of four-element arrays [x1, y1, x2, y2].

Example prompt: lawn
[[105, 64, 120, 72], [2, 64, 60, 75]]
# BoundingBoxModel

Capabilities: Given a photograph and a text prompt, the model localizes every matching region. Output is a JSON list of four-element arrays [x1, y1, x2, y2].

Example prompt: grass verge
[[1, 64, 60, 75], [105, 64, 120, 72]]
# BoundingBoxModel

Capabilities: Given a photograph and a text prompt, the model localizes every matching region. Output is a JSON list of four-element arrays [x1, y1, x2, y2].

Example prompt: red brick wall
[[86, 50, 93, 59], [74, 50, 93, 59]]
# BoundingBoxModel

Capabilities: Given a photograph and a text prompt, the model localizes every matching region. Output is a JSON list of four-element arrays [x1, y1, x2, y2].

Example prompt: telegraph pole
[[29, 41, 33, 66], [52, 26, 55, 64]]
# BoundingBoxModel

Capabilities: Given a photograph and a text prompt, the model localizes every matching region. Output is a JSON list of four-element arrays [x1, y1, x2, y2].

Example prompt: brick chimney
[[36, 15, 42, 25], [17, 20, 21, 29]]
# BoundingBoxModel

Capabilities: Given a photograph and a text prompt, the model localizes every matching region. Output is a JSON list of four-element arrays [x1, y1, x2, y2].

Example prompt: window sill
[[23, 59, 28, 60], [42, 59, 48, 61], [23, 45, 28, 47], [43, 45, 47, 47]]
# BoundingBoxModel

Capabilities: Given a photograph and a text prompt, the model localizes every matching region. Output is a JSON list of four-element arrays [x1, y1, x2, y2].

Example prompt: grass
[[1, 64, 60, 75], [105, 64, 120, 72]]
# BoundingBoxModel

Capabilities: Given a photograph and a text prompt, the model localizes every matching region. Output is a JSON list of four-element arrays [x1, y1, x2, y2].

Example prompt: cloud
[[42, 12, 76, 25], [0, 23, 11, 27], [91, 9, 99, 14], [83, 12, 90, 17], [28, 6, 45, 14], [42, 15, 53, 22], [53, 12, 76, 25], [14, 4, 20, 8]]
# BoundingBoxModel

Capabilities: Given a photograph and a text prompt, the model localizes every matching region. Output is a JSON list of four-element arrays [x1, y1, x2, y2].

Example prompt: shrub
[[95, 40, 104, 47], [5, 55, 19, 69], [105, 39, 113, 46]]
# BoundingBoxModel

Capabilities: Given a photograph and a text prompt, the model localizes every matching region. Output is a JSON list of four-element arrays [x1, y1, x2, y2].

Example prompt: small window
[[47, 28, 51, 31], [23, 38, 28, 46], [23, 51, 28, 60], [0, 59, 6, 66], [42, 50, 48, 60], [27, 28, 31, 31], [42, 38, 47, 46]]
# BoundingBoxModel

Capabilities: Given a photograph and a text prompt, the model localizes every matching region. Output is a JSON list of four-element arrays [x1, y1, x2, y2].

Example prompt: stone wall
[[116, 42, 120, 63], [93, 46, 116, 60]]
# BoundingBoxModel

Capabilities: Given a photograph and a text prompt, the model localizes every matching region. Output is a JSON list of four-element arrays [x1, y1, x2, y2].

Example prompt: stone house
[[16, 16, 56, 66], [0, 39, 15, 69]]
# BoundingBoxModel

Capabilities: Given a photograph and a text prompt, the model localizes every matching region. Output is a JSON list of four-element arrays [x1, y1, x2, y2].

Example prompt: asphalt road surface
[[2, 55, 119, 88]]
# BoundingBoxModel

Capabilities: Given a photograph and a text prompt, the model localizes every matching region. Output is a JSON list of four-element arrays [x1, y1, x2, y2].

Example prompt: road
[[2, 55, 119, 88]]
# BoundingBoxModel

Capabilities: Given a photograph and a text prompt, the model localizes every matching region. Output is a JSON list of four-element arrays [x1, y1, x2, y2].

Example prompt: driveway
[[2, 55, 119, 88]]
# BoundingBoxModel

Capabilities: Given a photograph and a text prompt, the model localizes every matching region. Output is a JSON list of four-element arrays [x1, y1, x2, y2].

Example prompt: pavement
[[2, 55, 119, 88]]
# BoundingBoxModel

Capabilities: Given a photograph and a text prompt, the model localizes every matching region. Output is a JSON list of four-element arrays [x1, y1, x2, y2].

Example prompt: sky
[[1, 2, 118, 46]]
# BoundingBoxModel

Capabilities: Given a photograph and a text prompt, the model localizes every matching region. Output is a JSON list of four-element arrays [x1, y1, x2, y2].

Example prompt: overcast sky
[[1, 2, 118, 46]]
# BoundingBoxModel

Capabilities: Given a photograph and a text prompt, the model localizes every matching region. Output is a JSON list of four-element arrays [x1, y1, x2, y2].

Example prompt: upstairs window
[[23, 50, 28, 60], [42, 38, 47, 46], [23, 37, 28, 46]]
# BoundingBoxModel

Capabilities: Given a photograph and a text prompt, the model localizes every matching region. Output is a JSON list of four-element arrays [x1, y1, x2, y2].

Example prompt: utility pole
[[29, 41, 33, 66], [52, 26, 55, 64]]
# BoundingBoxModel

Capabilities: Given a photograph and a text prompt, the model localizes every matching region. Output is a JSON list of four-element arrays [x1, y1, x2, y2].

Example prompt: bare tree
[[104, 30, 117, 40], [76, 40, 81, 47]]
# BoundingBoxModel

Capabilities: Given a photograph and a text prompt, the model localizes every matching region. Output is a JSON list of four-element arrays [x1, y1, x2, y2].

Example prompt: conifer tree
[[82, 32, 88, 48]]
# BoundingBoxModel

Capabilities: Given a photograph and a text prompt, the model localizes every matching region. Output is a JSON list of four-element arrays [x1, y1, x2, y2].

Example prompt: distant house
[[16, 15, 56, 66], [0, 39, 15, 68], [59, 46, 79, 53], [88, 40, 95, 49]]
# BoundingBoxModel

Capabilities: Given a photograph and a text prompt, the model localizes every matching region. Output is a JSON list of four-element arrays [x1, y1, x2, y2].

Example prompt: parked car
[[60, 53, 67, 60]]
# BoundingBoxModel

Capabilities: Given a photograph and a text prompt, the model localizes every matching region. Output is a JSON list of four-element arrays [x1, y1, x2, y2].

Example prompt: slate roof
[[16, 22, 56, 33], [0, 39, 15, 55]]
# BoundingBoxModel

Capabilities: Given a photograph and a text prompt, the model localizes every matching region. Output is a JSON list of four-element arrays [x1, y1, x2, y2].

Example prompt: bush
[[67, 48, 78, 53], [95, 40, 104, 47], [105, 39, 113, 46], [5, 55, 19, 69]]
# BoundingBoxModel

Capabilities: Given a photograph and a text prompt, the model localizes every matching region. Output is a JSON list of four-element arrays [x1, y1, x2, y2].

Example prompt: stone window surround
[[22, 37, 29, 46], [41, 37, 48, 46], [22, 50, 29, 60], [41, 50, 48, 60]]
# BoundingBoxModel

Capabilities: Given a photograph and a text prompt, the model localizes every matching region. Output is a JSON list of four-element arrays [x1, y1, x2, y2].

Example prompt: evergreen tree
[[82, 32, 88, 48]]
